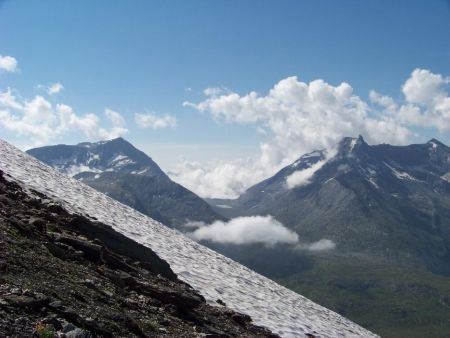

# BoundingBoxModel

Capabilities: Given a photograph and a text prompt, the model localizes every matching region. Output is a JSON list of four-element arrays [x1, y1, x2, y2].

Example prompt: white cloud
[[98, 108, 128, 139], [36, 82, 64, 96], [57, 103, 100, 137], [0, 55, 18, 73], [187, 216, 299, 246], [286, 159, 328, 189], [169, 157, 270, 199], [0, 95, 57, 145], [369, 90, 397, 114], [135, 112, 177, 129], [0, 88, 128, 146], [402, 69, 448, 105], [0, 88, 23, 110], [48, 82, 64, 95], [178, 69, 450, 198], [105, 108, 125, 127], [295, 239, 336, 252]]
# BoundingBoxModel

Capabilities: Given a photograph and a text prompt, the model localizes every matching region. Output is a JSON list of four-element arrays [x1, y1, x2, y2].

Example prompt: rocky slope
[[27, 137, 224, 229], [0, 169, 277, 338]]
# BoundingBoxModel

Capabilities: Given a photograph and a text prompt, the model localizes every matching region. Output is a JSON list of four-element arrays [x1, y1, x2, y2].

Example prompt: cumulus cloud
[[286, 159, 328, 189], [185, 76, 411, 153], [135, 112, 177, 129], [0, 95, 56, 145], [0, 55, 18, 72], [175, 69, 450, 198], [187, 216, 299, 246], [57, 103, 100, 137], [0, 88, 128, 146], [295, 239, 336, 252], [402, 69, 448, 105], [99, 108, 128, 139]]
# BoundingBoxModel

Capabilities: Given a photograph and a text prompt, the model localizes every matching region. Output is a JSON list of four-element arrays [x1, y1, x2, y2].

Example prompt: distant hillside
[[27, 137, 225, 229]]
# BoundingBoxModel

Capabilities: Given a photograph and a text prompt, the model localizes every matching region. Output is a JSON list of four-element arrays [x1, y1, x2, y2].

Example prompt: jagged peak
[[427, 138, 447, 148], [337, 135, 368, 156]]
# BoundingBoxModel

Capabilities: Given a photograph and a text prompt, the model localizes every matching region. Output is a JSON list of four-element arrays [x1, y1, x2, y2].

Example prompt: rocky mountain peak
[[336, 135, 369, 158], [427, 138, 447, 149]]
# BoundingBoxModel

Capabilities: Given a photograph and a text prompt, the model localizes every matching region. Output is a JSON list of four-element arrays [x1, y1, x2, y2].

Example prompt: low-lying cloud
[[187, 216, 299, 246], [295, 239, 336, 252], [285, 159, 328, 189]]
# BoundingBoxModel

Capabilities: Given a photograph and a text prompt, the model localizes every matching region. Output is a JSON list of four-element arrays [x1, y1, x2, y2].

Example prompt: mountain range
[[212, 135, 450, 273], [28, 136, 450, 338]]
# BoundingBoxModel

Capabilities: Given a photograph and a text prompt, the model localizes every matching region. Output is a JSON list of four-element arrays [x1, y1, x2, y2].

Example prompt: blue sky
[[1, 0, 450, 197]]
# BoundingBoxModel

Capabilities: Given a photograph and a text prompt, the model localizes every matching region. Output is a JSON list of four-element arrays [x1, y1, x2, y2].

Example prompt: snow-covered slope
[[0, 139, 377, 338]]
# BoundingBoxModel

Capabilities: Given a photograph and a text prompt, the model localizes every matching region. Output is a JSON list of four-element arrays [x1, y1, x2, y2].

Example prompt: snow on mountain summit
[[27, 137, 165, 178], [0, 139, 378, 338]]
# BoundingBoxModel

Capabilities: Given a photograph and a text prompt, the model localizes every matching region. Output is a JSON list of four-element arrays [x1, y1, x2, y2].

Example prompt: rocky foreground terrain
[[0, 169, 278, 338]]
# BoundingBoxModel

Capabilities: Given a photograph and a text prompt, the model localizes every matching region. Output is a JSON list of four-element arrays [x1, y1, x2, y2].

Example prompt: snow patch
[[87, 153, 100, 164], [368, 177, 379, 189], [440, 172, 450, 183], [367, 168, 377, 176], [64, 164, 102, 177], [110, 154, 135, 167], [384, 162, 418, 181], [216, 204, 232, 209], [349, 138, 357, 152], [133, 168, 149, 175], [112, 154, 128, 162], [301, 150, 323, 159]]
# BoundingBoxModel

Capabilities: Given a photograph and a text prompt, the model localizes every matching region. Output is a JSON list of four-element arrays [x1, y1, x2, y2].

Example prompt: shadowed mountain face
[[27, 137, 224, 229], [220, 136, 450, 275]]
